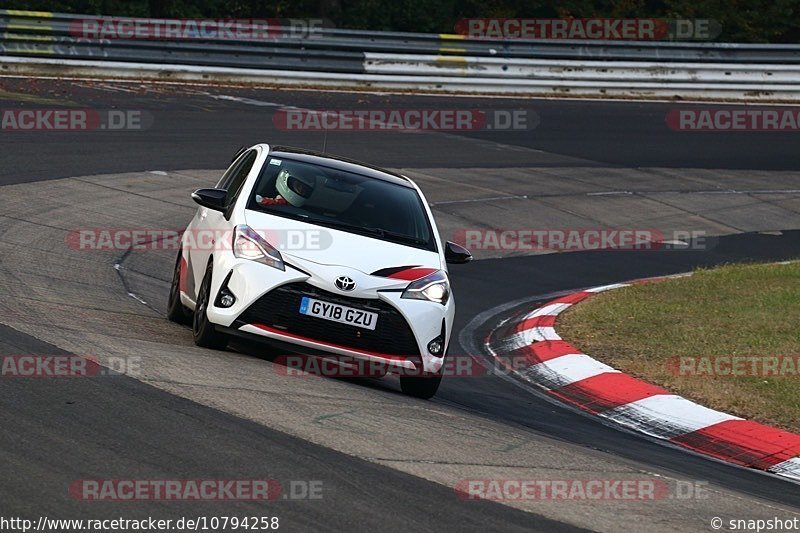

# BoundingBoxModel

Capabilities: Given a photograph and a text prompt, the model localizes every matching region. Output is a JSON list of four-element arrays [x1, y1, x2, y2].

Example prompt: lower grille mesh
[[238, 282, 420, 357]]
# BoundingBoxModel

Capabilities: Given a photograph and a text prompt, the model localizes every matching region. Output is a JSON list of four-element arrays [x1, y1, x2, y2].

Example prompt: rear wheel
[[167, 250, 191, 325], [400, 372, 442, 400], [193, 261, 229, 349]]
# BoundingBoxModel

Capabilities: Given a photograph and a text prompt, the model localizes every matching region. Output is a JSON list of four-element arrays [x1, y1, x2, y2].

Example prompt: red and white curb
[[486, 279, 800, 482]]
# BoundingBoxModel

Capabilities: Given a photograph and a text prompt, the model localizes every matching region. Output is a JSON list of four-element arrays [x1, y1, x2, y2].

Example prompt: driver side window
[[216, 150, 250, 190], [224, 151, 257, 206], [214, 150, 257, 208]]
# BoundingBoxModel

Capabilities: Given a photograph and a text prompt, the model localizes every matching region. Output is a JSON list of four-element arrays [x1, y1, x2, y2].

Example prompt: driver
[[257, 169, 316, 207]]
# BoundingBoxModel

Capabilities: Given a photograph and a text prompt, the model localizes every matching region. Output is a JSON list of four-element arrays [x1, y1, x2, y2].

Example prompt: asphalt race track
[[1, 77, 799, 531]]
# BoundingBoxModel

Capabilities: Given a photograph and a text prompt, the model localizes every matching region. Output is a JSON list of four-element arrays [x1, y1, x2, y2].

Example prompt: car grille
[[237, 282, 420, 357]]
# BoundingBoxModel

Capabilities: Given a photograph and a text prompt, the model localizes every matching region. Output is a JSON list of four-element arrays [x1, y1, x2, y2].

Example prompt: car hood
[[244, 210, 441, 276]]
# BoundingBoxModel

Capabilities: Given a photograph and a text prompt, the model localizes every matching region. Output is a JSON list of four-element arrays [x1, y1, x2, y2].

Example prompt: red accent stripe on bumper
[[248, 323, 415, 363]]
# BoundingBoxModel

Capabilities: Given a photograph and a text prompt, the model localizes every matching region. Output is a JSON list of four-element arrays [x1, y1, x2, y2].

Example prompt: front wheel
[[193, 261, 229, 349], [400, 373, 442, 399]]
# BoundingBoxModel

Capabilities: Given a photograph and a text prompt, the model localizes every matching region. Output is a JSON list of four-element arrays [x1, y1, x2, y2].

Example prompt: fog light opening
[[219, 291, 236, 308], [427, 336, 444, 356], [215, 272, 237, 308]]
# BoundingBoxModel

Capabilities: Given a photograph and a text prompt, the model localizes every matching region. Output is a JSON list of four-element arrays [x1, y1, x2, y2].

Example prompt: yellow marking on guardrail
[[436, 55, 468, 65], [2, 32, 54, 42], [4, 10, 54, 18], [5, 22, 53, 31], [1, 9, 56, 55], [0, 37, 56, 54], [438, 34, 467, 55], [1, 46, 56, 54]]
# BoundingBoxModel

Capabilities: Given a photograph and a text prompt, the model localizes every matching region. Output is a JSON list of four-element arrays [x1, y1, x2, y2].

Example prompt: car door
[[188, 149, 258, 300]]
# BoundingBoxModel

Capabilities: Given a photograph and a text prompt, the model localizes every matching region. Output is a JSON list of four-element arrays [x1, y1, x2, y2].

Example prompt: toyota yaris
[[167, 144, 471, 399]]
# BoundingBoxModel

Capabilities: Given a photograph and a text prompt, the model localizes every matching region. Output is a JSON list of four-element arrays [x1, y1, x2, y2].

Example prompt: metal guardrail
[[1, 9, 799, 99]]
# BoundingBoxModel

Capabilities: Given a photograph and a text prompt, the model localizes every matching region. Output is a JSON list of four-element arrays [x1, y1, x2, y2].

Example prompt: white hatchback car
[[167, 144, 471, 398]]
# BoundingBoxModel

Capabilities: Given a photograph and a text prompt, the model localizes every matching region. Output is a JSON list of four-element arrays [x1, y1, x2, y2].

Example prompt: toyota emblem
[[335, 276, 356, 292]]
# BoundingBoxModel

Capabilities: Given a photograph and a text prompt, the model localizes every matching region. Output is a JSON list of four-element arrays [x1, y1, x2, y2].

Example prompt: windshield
[[247, 156, 436, 252]]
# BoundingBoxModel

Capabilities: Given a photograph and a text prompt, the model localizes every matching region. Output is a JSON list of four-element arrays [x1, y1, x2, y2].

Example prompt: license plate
[[299, 297, 378, 330]]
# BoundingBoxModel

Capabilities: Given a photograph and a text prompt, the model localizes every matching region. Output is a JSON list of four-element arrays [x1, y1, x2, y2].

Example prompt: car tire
[[400, 372, 442, 400], [167, 250, 192, 326], [193, 261, 229, 349]]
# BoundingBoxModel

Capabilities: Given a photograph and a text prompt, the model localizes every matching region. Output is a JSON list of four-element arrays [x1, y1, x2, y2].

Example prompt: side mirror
[[445, 241, 472, 264], [192, 188, 227, 212]]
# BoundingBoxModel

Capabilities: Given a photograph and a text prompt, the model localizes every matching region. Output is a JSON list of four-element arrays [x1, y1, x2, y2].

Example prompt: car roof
[[267, 146, 413, 188]]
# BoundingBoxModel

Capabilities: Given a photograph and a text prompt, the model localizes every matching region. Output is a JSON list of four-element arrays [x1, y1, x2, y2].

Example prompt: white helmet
[[275, 169, 315, 207]]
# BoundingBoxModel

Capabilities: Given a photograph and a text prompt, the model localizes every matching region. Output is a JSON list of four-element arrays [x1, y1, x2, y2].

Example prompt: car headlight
[[232, 225, 285, 271], [401, 270, 450, 305]]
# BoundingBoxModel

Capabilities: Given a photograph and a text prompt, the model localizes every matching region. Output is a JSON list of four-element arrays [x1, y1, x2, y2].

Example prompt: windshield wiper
[[307, 218, 428, 246], [370, 228, 428, 246]]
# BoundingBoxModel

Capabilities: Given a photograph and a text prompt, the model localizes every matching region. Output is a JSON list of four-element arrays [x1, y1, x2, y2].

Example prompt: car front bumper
[[204, 255, 453, 374]]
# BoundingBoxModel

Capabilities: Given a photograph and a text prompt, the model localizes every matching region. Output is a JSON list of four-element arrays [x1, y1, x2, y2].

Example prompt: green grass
[[557, 261, 800, 432]]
